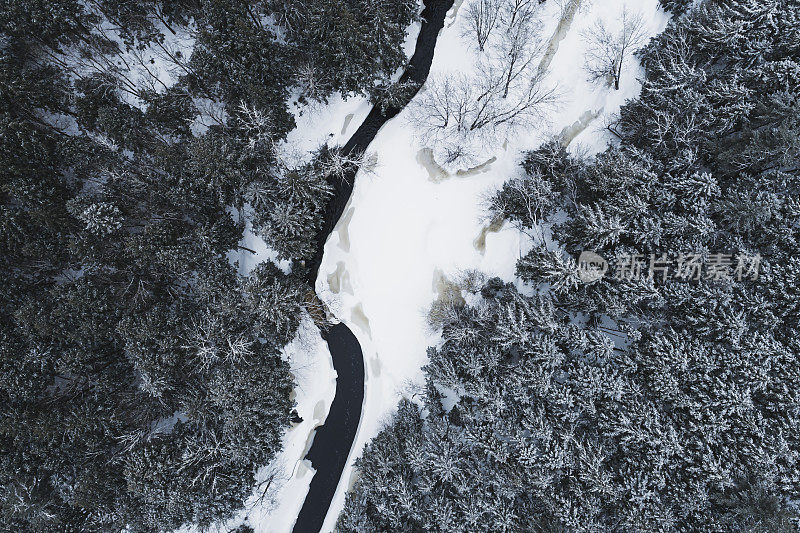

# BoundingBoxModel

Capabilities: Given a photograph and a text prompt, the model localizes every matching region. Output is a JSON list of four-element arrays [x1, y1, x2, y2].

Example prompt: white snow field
[[313, 1, 669, 531]]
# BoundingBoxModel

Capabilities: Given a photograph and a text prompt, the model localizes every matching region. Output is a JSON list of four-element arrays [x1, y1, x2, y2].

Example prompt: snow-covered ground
[[314, 1, 669, 531]]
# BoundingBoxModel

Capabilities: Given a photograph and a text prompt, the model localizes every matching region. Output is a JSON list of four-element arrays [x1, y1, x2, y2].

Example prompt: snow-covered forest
[[2, 0, 799, 532], [0, 0, 415, 531]]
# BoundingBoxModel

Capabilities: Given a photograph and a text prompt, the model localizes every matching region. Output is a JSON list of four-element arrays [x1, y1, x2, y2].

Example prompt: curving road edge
[[293, 1, 456, 532]]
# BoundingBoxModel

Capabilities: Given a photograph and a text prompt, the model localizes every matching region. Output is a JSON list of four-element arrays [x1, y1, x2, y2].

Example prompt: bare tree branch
[[461, 0, 503, 52], [582, 7, 648, 90]]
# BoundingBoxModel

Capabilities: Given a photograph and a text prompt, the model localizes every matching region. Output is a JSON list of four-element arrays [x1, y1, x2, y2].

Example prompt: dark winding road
[[293, 2, 455, 532]]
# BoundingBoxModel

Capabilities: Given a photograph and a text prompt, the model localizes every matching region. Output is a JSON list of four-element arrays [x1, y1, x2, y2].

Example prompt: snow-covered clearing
[[76, 12, 195, 106], [314, 0, 669, 531]]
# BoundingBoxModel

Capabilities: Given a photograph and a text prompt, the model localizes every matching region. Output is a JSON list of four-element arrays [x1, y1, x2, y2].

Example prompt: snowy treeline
[[337, 0, 800, 530]]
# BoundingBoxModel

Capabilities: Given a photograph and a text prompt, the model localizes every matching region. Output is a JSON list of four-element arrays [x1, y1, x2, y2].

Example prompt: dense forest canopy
[[0, 0, 416, 531], [338, 0, 800, 531]]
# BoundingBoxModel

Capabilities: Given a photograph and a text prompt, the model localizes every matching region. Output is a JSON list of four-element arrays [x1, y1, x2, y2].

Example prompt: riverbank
[[293, 2, 457, 532]]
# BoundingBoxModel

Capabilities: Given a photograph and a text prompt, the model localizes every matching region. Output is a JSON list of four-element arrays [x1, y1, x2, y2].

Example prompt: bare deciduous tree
[[461, 0, 503, 51], [553, 0, 593, 19], [486, 173, 553, 242], [582, 7, 648, 90], [502, 0, 541, 29], [410, 71, 556, 167], [237, 102, 275, 152], [318, 147, 378, 181], [296, 62, 329, 102], [492, 1, 543, 98], [420, 0, 554, 168]]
